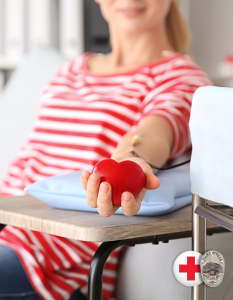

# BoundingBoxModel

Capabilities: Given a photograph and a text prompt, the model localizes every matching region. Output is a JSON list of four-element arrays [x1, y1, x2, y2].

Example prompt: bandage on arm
[[111, 115, 174, 169]]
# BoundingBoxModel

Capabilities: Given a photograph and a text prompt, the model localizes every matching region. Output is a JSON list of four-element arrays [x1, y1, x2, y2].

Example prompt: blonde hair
[[166, 2, 192, 55]]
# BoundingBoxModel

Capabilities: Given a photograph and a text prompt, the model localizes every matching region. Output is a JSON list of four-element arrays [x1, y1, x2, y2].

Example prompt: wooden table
[[0, 195, 224, 241], [0, 195, 230, 300]]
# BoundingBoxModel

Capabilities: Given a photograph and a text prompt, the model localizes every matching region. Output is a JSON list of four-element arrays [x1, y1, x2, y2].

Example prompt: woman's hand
[[81, 156, 160, 217]]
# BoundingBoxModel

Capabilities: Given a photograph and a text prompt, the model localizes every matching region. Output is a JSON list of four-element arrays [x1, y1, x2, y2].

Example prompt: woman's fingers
[[97, 183, 120, 217], [86, 173, 100, 208], [136, 160, 160, 190], [144, 168, 160, 190], [83, 172, 119, 216], [135, 188, 147, 203], [81, 171, 91, 190], [121, 188, 147, 216], [82, 158, 159, 217], [85, 174, 120, 216]]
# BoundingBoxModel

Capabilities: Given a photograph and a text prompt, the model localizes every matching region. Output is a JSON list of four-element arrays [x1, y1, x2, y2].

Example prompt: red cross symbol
[[179, 256, 201, 280]]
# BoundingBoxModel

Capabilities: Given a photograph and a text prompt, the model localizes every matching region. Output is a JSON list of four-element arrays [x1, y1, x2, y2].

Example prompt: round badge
[[201, 250, 225, 287], [173, 251, 203, 286]]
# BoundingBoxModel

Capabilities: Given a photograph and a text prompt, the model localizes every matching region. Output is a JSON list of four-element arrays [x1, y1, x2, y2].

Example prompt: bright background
[[0, 0, 232, 92]]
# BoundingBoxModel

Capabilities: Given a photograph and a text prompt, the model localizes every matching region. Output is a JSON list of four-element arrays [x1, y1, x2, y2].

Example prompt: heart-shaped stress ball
[[91, 159, 146, 205]]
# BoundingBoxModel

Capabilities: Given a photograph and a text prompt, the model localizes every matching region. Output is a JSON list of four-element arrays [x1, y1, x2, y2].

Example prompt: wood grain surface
[[0, 195, 227, 242]]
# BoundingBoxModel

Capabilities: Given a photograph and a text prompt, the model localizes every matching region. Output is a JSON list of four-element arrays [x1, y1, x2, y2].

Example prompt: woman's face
[[95, 0, 173, 33]]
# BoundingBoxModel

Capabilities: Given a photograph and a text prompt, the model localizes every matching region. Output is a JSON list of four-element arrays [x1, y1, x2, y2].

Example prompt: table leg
[[192, 194, 206, 300], [87, 236, 155, 300], [0, 224, 6, 231], [88, 222, 227, 300]]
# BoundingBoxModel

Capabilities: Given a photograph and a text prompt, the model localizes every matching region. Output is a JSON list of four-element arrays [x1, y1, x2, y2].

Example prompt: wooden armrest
[[0, 195, 225, 242]]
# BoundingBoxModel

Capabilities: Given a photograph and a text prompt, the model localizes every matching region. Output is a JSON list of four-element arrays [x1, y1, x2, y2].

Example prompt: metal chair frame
[[87, 192, 232, 300], [192, 194, 233, 300], [0, 194, 232, 300]]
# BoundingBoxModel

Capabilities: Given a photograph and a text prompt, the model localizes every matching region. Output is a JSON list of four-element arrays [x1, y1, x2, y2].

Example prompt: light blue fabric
[[25, 166, 192, 216]]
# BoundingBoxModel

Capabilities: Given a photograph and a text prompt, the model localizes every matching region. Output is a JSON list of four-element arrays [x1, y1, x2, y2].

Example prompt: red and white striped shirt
[[0, 52, 211, 300]]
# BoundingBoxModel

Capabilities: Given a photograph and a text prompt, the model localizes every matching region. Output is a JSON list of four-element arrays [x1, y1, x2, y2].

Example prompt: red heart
[[91, 158, 146, 205]]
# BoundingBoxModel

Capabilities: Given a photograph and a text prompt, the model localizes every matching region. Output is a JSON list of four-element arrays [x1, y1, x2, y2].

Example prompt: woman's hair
[[166, 2, 191, 55]]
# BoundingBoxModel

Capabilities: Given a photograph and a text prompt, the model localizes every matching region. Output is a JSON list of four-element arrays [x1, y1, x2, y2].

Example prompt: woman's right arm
[[81, 114, 174, 217], [81, 58, 212, 218]]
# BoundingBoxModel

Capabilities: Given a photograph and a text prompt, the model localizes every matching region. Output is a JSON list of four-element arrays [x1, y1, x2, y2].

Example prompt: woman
[[0, 0, 211, 299]]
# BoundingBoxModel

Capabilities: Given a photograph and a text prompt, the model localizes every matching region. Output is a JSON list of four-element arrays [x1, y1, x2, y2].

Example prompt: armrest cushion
[[25, 165, 191, 216], [190, 86, 233, 207]]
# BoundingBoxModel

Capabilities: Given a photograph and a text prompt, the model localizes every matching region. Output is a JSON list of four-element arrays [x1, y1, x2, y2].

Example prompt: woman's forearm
[[111, 115, 174, 169]]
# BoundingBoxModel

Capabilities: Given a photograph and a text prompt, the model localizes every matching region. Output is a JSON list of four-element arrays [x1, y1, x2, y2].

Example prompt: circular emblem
[[173, 251, 203, 286], [201, 250, 225, 287]]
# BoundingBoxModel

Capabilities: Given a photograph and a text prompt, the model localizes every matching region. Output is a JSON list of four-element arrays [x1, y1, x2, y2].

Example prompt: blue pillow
[[25, 166, 192, 216]]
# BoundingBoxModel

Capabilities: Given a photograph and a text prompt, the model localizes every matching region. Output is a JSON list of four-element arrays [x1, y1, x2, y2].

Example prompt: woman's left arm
[[81, 115, 174, 217], [111, 115, 174, 169]]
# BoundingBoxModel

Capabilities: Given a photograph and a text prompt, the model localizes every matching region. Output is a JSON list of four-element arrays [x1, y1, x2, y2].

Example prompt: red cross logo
[[179, 256, 201, 280]]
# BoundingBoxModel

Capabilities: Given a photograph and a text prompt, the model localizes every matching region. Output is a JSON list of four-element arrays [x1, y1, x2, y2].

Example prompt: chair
[[190, 86, 233, 300], [1, 49, 233, 300], [0, 195, 230, 300]]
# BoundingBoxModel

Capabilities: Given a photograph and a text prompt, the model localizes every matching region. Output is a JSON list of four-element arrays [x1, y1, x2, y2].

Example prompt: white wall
[[117, 232, 233, 300], [1, 0, 232, 78], [179, 0, 190, 22], [189, 0, 233, 78]]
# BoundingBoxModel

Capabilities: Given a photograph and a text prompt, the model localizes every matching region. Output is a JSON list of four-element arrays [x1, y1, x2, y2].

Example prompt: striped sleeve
[[138, 59, 212, 158], [0, 144, 30, 196]]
